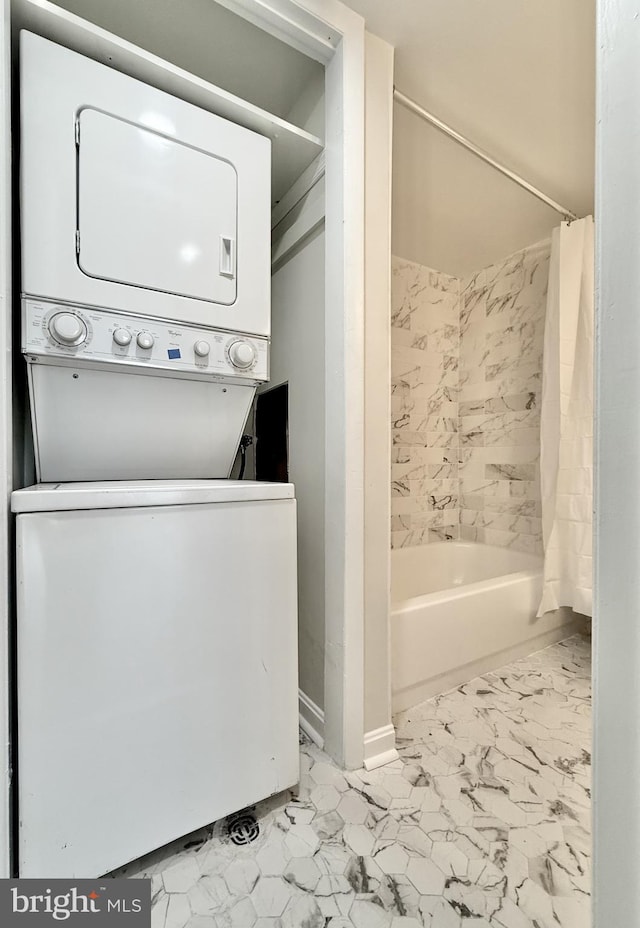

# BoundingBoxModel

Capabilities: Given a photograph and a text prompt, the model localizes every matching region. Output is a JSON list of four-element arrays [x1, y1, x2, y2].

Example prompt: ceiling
[[343, 0, 596, 277]]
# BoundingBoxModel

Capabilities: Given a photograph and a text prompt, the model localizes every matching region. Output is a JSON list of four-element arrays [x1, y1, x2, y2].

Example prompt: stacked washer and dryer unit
[[12, 32, 299, 877]]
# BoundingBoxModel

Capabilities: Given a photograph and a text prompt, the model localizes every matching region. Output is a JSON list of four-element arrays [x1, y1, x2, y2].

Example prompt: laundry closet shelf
[[12, 0, 325, 205]]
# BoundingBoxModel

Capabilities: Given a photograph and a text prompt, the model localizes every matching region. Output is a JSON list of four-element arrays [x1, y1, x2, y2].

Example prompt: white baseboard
[[363, 724, 399, 770], [298, 689, 324, 749], [299, 694, 399, 771]]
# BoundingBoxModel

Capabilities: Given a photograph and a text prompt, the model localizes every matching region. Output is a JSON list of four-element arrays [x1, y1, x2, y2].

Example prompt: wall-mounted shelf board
[[11, 0, 325, 206]]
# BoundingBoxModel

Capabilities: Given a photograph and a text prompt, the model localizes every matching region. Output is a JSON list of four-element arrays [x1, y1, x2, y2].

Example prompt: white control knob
[[194, 340, 211, 358], [113, 328, 132, 347], [228, 340, 256, 370], [137, 331, 154, 350], [49, 312, 86, 346]]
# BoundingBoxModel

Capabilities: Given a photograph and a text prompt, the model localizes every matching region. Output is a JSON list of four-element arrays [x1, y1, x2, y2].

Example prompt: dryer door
[[77, 108, 237, 305]]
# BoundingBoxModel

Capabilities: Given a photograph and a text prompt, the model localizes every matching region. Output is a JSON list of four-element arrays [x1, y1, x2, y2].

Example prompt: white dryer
[[20, 31, 271, 336]]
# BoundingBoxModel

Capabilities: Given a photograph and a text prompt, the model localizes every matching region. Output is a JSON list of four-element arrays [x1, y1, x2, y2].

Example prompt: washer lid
[[11, 480, 294, 513]]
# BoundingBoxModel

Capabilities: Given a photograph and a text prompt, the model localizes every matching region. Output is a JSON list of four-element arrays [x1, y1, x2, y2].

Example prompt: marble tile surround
[[459, 242, 550, 556], [119, 634, 591, 928], [391, 259, 461, 550], [391, 242, 550, 554]]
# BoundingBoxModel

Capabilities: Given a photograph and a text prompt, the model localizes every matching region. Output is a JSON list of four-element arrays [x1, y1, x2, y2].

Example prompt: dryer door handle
[[219, 235, 236, 279]]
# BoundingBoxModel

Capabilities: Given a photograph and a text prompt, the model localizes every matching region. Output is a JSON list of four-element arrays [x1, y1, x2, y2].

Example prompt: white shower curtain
[[537, 216, 594, 618]]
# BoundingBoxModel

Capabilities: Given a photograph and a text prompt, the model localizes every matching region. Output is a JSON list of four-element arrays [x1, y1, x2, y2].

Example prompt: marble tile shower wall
[[459, 240, 550, 555], [390, 241, 550, 554], [391, 258, 461, 549]]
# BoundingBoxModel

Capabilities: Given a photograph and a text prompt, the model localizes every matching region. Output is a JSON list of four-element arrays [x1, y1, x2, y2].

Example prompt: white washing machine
[[20, 31, 271, 336], [13, 480, 299, 878]]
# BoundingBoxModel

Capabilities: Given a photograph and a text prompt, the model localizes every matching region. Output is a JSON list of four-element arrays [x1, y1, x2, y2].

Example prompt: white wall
[[285, 69, 325, 139], [0, 0, 11, 879], [392, 104, 563, 278], [594, 0, 640, 921], [321, 21, 366, 770], [363, 32, 394, 756], [272, 27, 396, 765], [271, 201, 326, 722]]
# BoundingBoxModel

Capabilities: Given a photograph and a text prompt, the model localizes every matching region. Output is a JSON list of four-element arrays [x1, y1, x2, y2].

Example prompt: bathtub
[[391, 541, 582, 712]]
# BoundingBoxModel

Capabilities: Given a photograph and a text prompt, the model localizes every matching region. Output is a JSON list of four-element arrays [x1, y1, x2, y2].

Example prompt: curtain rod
[[394, 88, 579, 222]]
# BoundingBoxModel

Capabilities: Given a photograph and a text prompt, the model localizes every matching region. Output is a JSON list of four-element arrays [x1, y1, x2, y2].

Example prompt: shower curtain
[[537, 216, 594, 618]]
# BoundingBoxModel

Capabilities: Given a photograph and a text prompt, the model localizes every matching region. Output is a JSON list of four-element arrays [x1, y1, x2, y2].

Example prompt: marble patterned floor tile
[[118, 634, 591, 928]]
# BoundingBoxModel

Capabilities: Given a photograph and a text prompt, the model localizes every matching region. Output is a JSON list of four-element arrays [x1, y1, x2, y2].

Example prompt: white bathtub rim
[[392, 540, 540, 566], [391, 567, 543, 613], [391, 541, 542, 601]]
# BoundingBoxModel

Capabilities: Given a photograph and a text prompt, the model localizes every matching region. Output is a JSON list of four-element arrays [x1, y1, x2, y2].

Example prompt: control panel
[[23, 300, 269, 382]]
